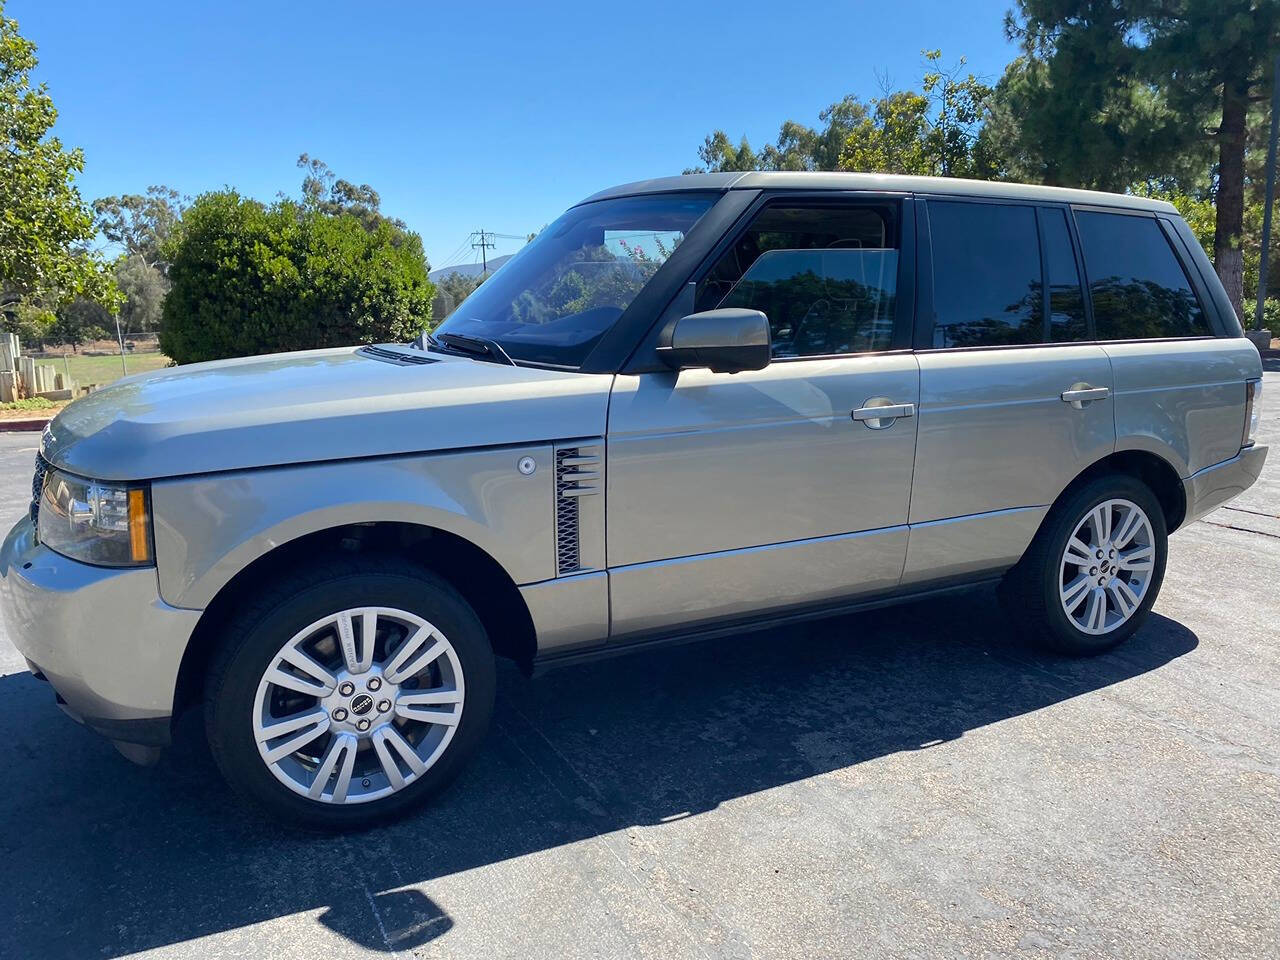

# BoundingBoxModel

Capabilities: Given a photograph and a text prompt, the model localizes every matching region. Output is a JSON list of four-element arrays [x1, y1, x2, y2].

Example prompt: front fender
[[151, 445, 555, 609]]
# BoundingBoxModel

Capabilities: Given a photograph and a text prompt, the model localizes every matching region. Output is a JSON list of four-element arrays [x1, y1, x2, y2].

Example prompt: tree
[[92, 186, 184, 338], [1004, 0, 1280, 317], [687, 97, 870, 173], [0, 1, 116, 314], [688, 53, 996, 179], [918, 51, 997, 178], [982, 28, 1192, 191], [92, 186, 185, 269], [160, 191, 435, 364], [687, 131, 761, 174], [113, 254, 167, 335], [838, 91, 932, 175], [50, 298, 111, 352], [297, 154, 407, 232], [1142, 0, 1280, 317], [839, 53, 996, 178]]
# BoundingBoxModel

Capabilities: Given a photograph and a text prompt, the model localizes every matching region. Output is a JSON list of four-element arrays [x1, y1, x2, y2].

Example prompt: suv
[[1, 173, 1266, 827]]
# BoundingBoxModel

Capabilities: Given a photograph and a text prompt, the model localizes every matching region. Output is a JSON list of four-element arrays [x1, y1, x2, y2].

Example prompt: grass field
[[44, 351, 171, 387]]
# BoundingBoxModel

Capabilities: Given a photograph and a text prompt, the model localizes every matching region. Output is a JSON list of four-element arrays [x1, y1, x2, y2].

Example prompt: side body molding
[[152, 445, 557, 610]]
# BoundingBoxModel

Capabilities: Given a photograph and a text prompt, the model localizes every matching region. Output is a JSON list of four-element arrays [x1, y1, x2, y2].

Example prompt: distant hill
[[429, 255, 514, 281]]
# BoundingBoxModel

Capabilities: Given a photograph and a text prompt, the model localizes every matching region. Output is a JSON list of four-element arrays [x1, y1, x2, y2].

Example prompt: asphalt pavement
[[1, 364, 1277, 959]]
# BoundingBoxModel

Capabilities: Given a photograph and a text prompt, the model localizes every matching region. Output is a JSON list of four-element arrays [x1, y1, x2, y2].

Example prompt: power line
[[441, 236, 473, 263], [433, 229, 527, 272], [436, 237, 475, 270]]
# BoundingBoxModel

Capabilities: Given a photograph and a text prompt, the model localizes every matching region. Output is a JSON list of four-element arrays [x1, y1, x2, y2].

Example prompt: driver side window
[[695, 202, 901, 358]]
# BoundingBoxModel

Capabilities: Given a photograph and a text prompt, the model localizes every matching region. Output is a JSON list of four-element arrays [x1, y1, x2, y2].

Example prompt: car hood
[[42, 346, 614, 481]]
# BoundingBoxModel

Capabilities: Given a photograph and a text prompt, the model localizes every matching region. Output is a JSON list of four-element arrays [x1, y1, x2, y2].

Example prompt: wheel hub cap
[[318, 666, 398, 737]]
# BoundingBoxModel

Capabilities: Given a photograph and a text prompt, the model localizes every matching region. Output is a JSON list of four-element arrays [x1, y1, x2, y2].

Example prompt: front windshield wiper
[[428, 332, 516, 366]]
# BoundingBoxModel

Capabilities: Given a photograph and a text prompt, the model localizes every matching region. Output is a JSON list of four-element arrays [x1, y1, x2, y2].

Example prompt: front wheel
[[1004, 475, 1168, 655], [205, 557, 495, 829]]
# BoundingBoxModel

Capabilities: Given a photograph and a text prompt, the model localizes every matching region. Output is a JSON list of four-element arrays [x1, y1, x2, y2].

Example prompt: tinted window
[[699, 204, 899, 357], [929, 201, 1042, 348], [1075, 211, 1209, 340], [1040, 207, 1088, 342]]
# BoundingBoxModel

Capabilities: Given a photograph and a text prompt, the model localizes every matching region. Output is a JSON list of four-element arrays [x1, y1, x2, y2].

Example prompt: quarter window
[[698, 203, 900, 358], [1074, 211, 1209, 340], [928, 201, 1043, 348]]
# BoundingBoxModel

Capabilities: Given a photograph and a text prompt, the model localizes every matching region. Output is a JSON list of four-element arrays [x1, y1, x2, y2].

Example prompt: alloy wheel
[[1058, 498, 1156, 636], [252, 607, 465, 804]]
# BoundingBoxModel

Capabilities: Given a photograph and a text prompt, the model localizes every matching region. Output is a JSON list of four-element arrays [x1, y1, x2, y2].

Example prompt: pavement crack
[[1221, 505, 1280, 520], [1201, 519, 1280, 540], [360, 878, 407, 959]]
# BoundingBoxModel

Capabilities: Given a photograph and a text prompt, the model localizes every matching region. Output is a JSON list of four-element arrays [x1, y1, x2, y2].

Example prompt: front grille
[[30, 452, 50, 525], [554, 446, 601, 575]]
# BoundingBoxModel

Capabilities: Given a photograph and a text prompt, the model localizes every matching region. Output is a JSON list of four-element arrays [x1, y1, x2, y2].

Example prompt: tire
[[1002, 474, 1168, 655], [205, 555, 496, 829]]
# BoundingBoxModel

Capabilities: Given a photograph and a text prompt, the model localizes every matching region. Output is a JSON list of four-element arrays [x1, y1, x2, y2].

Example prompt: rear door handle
[[1060, 384, 1110, 409], [851, 400, 915, 429]]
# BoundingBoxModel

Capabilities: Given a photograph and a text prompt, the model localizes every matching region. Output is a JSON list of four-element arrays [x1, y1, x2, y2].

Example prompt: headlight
[[37, 467, 153, 567], [1243, 378, 1262, 448]]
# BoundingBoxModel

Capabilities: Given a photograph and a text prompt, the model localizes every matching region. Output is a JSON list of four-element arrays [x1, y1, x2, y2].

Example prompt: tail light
[[1243, 378, 1262, 448]]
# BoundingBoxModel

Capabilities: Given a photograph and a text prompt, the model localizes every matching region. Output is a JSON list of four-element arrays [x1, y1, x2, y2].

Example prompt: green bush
[[1262, 298, 1280, 333], [159, 191, 434, 364]]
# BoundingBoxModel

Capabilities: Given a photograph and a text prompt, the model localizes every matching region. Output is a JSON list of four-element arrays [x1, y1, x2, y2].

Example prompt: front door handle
[[851, 399, 915, 429], [1061, 384, 1110, 409]]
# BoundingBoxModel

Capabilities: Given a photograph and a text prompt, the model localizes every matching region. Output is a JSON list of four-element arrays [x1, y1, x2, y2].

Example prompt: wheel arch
[[1042, 448, 1187, 543], [172, 521, 537, 720]]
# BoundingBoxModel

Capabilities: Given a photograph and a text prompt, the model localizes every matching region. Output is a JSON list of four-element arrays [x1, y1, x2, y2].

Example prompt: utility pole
[[1255, 53, 1280, 332], [470, 229, 496, 275], [114, 315, 128, 377]]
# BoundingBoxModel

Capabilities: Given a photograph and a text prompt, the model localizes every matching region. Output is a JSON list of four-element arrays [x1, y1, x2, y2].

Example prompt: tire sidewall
[[1035, 476, 1168, 654], [207, 565, 495, 829]]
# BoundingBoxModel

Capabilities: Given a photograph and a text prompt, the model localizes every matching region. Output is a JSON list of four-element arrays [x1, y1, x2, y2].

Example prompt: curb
[[0, 417, 51, 432]]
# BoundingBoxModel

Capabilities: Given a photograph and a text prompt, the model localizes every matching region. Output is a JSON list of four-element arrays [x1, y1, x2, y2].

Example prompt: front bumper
[[1183, 444, 1269, 527], [0, 515, 202, 747]]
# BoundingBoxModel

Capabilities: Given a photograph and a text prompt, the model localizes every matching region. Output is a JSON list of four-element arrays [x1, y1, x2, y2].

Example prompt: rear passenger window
[[1075, 210, 1209, 340], [698, 203, 900, 358], [928, 201, 1043, 348]]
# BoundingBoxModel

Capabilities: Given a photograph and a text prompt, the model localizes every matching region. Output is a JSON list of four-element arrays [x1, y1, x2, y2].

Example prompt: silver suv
[[1, 173, 1267, 827]]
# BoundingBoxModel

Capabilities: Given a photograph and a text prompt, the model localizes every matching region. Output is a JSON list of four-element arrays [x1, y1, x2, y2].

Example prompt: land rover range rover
[[0, 173, 1266, 827]]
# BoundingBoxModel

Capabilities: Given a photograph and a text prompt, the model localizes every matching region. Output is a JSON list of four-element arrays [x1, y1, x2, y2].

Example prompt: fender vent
[[555, 446, 600, 574]]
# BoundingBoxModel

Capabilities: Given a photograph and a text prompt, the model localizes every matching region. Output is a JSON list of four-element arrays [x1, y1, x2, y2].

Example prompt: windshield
[[431, 193, 716, 366]]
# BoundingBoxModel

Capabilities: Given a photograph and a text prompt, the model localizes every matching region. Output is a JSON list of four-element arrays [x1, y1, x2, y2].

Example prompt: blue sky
[[13, 0, 1019, 271]]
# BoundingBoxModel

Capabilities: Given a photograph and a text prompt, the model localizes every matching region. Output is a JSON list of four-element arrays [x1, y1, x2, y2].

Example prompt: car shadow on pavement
[[0, 586, 1196, 958]]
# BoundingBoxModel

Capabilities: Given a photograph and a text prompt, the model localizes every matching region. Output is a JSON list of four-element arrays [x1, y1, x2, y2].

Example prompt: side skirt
[[529, 575, 1002, 676]]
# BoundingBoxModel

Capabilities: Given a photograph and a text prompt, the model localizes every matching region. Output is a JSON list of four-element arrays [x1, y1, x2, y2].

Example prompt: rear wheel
[[205, 557, 495, 829], [1004, 475, 1167, 655]]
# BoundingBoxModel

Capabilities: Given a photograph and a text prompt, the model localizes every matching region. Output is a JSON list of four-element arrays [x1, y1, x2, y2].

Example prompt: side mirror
[[657, 309, 771, 374]]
